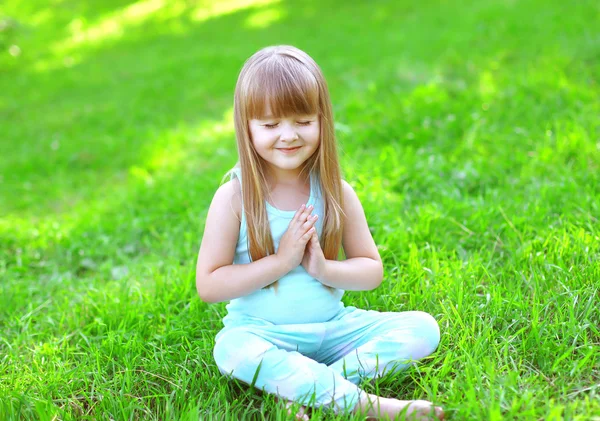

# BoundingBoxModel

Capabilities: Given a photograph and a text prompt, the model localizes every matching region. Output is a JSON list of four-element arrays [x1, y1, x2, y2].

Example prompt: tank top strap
[[309, 171, 320, 203]]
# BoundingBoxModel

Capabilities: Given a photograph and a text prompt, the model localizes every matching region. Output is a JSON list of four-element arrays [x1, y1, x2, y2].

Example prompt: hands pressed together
[[276, 204, 327, 280]]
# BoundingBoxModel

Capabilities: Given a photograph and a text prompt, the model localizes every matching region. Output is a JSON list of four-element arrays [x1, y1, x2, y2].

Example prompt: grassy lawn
[[1, 0, 599, 419]]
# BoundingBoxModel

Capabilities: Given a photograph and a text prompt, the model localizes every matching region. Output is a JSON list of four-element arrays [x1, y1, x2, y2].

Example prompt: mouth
[[277, 146, 302, 154]]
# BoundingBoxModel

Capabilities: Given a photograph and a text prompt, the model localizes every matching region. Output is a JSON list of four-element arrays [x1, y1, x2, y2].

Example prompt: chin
[[279, 163, 304, 170], [272, 160, 304, 169]]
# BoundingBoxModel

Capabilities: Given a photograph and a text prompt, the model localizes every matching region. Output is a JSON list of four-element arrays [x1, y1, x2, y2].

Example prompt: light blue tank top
[[223, 167, 345, 326]]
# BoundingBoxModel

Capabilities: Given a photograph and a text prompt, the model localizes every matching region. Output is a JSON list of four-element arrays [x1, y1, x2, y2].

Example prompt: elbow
[[371, 259, 384, 290], [197, 289, 216, 304], [196, 274, 216, 303]]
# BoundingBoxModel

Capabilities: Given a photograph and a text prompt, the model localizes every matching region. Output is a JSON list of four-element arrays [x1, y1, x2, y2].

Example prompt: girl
[[196, 45, 444, 420]]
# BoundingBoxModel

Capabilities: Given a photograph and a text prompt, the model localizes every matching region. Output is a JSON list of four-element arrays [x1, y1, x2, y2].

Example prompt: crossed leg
[[321, 309, 444, 420], [213, 327, 363, 416], [213, 309, 444, 420]]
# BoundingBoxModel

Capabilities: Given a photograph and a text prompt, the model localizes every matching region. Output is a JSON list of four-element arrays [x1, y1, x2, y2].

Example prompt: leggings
[[213, 306, 440, 414]]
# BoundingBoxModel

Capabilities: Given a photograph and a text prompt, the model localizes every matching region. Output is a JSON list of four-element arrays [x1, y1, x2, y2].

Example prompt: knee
[[213, 329, 238, 374], [213, 328, 271, 375], [412, 311, 440, 354]]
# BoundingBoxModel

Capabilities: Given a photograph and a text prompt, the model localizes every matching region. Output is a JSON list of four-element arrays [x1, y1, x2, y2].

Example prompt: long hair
[[227, 45, 344, 291]]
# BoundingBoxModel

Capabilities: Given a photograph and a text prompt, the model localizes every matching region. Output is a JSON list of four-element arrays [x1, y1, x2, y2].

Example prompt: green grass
[[1, 0, 599, 419]]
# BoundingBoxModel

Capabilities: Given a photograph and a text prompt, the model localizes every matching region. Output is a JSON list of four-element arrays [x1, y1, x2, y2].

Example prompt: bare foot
[[354, 393, 444, 420], [274, 396, 310, 421]]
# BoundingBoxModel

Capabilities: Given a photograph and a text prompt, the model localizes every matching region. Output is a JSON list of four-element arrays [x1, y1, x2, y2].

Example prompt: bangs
[[245, 57, 319, 119]]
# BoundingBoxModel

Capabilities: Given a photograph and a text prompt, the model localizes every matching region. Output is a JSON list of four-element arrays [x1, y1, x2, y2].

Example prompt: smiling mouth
[[277, 146, 302, 153]]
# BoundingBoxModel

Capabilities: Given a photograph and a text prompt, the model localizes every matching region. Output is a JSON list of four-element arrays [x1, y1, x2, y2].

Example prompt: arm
[[195, 180, 290, 303], [317, 180, 383, 291], [199, 256, 290, 303]]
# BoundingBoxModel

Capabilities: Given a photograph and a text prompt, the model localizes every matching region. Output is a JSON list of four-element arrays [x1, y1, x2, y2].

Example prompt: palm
[[302, 234, 325, 279], [301, 244, 314, 274]]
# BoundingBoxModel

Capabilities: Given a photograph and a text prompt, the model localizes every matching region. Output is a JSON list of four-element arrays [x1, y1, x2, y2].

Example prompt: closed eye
[[262, 120, 313, 128]]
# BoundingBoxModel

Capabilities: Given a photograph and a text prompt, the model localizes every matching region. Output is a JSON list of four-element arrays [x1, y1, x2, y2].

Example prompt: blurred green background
[[1, 0, 599, 419]]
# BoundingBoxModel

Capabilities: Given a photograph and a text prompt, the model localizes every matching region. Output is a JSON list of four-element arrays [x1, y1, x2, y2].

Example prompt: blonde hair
[[227, 45, 344, 291]]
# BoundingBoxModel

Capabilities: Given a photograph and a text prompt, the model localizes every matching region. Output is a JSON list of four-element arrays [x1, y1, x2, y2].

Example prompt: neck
[[265, 165, 308, 187]]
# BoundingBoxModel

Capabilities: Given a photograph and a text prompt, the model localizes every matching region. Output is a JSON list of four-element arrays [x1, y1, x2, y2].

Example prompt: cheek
[[251, 132, 274, 151], [308, 128, 321, 148], [301, 125, 320, 143]]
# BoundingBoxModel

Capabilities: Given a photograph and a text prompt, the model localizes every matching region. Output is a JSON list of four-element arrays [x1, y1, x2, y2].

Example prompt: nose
[[279, 121, 299, 142]]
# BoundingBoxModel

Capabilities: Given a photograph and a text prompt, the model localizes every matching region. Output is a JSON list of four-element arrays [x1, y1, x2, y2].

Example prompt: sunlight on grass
[[28, 9, 53, 26], [0, 111, 235, 242], [145, 107, 234, 173], [244, 6, 284, 29], [191, 0, 280, 23], [50, 0, 183, 54], [478, 70, 497, 101], [34, 0, 280, 72]]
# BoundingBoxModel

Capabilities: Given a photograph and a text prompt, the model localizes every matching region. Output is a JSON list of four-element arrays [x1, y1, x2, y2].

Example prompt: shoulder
[[341, 179, 362, 209], [341, 179, 354, 193], [213, 178, 242, 222], [340, 179, 369, 222]]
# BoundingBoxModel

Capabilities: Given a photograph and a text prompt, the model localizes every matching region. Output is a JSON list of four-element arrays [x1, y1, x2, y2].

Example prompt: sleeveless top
[[223, 167, 345, 326]]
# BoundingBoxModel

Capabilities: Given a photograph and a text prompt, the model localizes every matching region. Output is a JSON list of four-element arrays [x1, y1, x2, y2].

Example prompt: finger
[[302, 227, 316, 242], [300, 204, 313, 222], [294, 205, 314, 234], [292, 204, 306, 223], [300, 214, 318, 232]]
